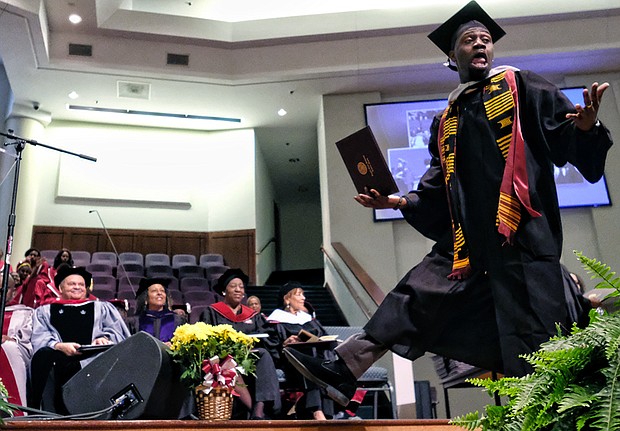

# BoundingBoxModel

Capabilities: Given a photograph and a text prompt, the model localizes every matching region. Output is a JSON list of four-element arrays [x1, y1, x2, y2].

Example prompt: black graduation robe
[[201, 302, 281, 411], [364, 70, 613, 376]]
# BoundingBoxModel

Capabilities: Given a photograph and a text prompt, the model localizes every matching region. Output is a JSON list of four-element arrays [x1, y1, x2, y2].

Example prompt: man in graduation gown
[[29, 266, 130, 413], [283, 0, 614, 407]]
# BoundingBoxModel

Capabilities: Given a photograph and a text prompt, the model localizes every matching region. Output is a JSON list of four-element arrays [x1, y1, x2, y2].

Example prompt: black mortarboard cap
[[214, 268, 249, 296], [428, 1, 505, 56], [54, 265, 92, 289], [136, 277, 171, 299]]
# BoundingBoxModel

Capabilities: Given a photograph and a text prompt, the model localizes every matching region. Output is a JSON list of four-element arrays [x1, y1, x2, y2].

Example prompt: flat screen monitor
[[365, 87, 611, 222]]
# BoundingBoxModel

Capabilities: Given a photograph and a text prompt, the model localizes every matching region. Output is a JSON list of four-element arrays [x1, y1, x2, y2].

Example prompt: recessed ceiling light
[[277, 108, 287, 116], [69, 14, 82, 24], [68, 91, 79, 99]]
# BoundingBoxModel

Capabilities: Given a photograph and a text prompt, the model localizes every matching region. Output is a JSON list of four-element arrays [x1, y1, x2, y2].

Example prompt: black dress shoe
[[283, 347, 357, 406]]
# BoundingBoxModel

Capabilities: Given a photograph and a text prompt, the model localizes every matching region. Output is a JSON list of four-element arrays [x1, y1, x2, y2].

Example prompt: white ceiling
[[1, 0, 620, 202]]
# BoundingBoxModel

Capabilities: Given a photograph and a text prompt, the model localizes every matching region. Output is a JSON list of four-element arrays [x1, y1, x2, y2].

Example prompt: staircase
[[247, 270, 348, 326]]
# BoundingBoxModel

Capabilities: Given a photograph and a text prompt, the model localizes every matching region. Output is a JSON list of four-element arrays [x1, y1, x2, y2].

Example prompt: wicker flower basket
[[194, 386, 234, 420]]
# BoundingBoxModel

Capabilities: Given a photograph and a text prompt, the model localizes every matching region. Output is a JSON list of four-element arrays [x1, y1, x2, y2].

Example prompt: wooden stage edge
[[2, 419, 466, 431]]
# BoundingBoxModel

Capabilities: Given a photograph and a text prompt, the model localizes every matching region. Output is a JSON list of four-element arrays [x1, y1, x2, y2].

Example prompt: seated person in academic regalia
[[129, 277, 186, 345], [0, 274, 34, 415], [200, 268, 281, 420], [29, 266, 130, 413]]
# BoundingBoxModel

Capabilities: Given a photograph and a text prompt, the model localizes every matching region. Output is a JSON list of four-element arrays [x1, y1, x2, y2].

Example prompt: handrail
[[322, 245, 375, 319], [256, 237, 275, 255], [331, 242, 385, 306]]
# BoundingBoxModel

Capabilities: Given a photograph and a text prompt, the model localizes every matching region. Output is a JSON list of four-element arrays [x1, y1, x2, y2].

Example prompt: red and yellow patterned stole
[[437, 70, 541, 279]]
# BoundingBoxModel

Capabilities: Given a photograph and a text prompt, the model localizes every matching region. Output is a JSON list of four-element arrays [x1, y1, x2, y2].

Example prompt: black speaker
[[62, 331, 190, 419]]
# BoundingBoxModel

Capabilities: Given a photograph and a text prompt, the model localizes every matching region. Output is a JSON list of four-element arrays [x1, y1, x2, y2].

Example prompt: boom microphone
[[89, 209, 135, 295]]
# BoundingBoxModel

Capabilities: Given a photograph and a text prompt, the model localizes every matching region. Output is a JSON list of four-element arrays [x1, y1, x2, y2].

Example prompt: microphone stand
[[89, 210, 135, 295], [0, 130, 96, 333]]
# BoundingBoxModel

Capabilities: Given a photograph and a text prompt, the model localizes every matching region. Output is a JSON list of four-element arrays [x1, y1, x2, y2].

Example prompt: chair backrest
[[41, 249, 58, 262], [178, 265, 205, 280], [180, 277, 210, 292], [117, 276, 143, 295], [86, 263, 114, 276], [145, 253, 171, 267], [117, 288, 138, 300], [116, 263, 144, 278], [167, 289, 184, 305], [172, 254, 197, 269], [199, 253, 224, 267], [188, 304, 210, 324], [91, 289, 115, 301], [145, 264, 174, 278], [71, 251, 91, 267], [118, 252, 144, 266], [183, 290, 219, 306], [204, 264, 230, 277], [92, 274, 117, 292], [91, 251, 118, 266]]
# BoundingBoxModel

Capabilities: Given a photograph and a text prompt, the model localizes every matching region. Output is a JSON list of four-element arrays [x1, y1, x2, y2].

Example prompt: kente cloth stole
[[437, 70, 540, 279]]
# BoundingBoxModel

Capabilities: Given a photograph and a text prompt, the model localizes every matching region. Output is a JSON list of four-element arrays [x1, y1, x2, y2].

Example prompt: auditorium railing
[[321, 242, 384, 319]]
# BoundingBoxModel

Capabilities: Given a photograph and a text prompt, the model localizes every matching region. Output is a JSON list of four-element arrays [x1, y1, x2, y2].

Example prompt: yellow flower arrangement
[[169, 322, 258, 389]]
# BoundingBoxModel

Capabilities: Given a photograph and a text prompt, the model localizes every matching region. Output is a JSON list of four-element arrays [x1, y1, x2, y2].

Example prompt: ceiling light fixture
[[67, 104, 241, 123], [69, 14, 82, 24], [68, 91, 79, 99], [277, 108, 287, 116]]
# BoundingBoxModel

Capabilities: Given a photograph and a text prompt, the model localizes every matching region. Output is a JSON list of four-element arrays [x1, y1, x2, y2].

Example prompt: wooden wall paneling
[[65, 229, 100, 254], [31, 227, 64, 252], [101, 232, 136, 254], [169, 234, 204, 259], [208, 230, 255, 282], [31, 226, 256, 280], [134, 234, 170, 256]]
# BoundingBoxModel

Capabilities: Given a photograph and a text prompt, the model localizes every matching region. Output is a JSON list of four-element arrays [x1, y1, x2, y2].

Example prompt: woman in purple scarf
[[133, 278, 186, 345]]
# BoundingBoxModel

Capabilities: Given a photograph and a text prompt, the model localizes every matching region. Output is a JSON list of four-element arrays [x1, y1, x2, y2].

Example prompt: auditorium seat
[[92, 274, 117, 293], [183, 290, 219, 306], [71, 251, 91, 267], [177, 265, 204, 280], [91, 252, 118, 266], [118, 252, 144, 266], [199, 253, 224, 268], [86, 263, 114, 276], [91, 289, 115, 300], [204, 264, 229, 278], [167, 289, 183, 305], [189, 304, 209, 324], [323, 326, 398, 419], [41, 249, 57, 262], [179, 277, 210, 292], [117, 288, 137, 300], [172, 254, 197, 269], [145, 264, 174, 278], [145, 253, 171, 267], [117, 276, 143, 296], [116, 263, 144, 278]]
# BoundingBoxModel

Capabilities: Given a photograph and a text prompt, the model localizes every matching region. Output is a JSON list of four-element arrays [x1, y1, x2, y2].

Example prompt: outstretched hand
[[354, 188, 397, 209], [566, 82, 609, 131]]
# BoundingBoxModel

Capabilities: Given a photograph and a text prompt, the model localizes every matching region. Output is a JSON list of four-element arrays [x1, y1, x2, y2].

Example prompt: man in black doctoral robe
[[283, 0, 614, 407]]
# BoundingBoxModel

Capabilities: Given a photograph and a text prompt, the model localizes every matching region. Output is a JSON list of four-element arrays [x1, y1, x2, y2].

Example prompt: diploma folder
[[335, 126, 399, 196]]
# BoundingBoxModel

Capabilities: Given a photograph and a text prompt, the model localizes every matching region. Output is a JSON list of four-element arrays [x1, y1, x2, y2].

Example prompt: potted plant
[[451, 252, 620, 431], [169, 322, 258, 420], [0, 379, 14, 423]]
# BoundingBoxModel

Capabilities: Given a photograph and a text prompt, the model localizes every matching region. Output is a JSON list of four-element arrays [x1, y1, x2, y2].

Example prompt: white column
[[3, 103, 51, 262]]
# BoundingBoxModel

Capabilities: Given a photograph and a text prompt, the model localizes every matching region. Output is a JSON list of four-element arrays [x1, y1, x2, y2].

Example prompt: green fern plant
[[451, 252, 620, 431]]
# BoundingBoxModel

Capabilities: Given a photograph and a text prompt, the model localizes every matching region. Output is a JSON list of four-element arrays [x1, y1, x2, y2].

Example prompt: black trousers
[[29, 347, 82, 413]]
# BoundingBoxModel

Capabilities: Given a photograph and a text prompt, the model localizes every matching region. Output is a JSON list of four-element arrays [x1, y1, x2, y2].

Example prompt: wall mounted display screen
[[365, 87, 611, 222]]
